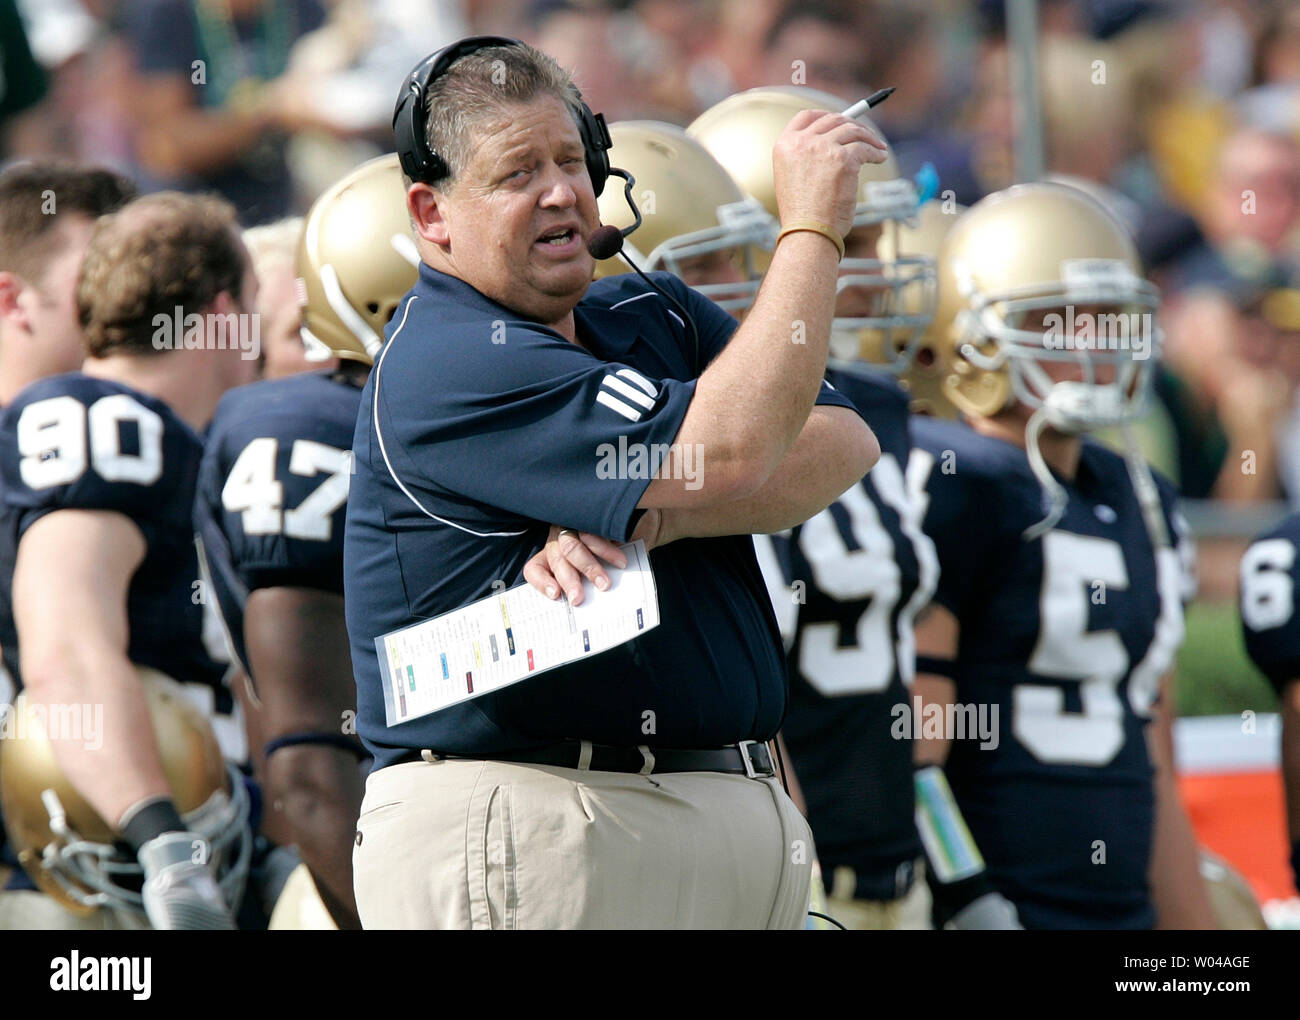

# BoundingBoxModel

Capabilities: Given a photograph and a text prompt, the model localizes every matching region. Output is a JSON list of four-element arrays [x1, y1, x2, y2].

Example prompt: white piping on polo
[[609, 289, 685, 329], [371, 294, 529, 538]]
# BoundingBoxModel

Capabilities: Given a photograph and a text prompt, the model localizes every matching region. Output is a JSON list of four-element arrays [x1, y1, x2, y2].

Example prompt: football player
[[195, 154, 417, 930], [905, 181, 1214, 929], [0, 160, 136, 906], [688, 87, 945, 929], [1240, 512, 1300, 897], [0, 191, 258, 929], [594, 120, 776, 315]]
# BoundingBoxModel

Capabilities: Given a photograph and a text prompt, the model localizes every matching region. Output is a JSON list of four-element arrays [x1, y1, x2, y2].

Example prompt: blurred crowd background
[[3, 0, 1300, 710]]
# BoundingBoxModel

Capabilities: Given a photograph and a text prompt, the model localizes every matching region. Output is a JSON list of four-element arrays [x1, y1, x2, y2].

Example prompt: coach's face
[[418, 96, 598, 328]]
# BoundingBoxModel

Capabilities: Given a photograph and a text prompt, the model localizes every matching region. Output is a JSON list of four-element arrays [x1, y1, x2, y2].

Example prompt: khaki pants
[[353, 758, 814, 929]]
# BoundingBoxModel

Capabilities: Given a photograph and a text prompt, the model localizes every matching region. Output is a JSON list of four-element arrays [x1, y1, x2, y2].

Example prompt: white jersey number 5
[[1019, 530, 1181, 767]]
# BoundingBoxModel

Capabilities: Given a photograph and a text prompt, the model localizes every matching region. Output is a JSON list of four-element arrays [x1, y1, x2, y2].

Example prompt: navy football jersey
[[0, 374, 239, 755], [196, 369, 362, 676], [909, 415, 1190, 930], [756, 368, 936, 897], [1241, 512, 1300, 693]]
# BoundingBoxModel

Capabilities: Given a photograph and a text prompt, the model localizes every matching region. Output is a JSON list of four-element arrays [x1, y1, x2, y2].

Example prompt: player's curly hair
[[419, 43, 586, 191], [78, 192, 247, 358]]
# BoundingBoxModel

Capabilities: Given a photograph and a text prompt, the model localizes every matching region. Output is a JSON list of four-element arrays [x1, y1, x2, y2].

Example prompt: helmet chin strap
[[1021, 406, 1069, 541], [1121, 422, 1170, 550], [1020, 397, 1169, 549]]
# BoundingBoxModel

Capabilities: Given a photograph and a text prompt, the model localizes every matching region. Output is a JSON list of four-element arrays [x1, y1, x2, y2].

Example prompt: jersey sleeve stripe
[[601, 375, 656, 410], [595, 389, 642, 422], [616, 368, 657, 397]]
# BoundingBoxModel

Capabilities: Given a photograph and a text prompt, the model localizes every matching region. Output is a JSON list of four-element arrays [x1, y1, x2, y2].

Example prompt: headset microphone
[[587, 167, 702, 374], [586, 225, 626, 261]]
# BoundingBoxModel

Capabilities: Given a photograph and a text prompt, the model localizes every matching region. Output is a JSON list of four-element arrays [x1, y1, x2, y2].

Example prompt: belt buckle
[[737, 740, 772, 779]]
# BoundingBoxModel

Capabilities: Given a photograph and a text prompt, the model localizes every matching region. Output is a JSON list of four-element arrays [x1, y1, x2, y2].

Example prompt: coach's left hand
[[524, 511, 665, 605]]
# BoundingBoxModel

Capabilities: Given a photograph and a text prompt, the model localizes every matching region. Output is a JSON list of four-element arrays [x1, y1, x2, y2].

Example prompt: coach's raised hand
[[773, 108, 888, 239], [630, 109, 883, 523]]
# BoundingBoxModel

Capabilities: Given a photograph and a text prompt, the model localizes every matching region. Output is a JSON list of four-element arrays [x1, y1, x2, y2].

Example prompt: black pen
[[841, 87, 896, 119]]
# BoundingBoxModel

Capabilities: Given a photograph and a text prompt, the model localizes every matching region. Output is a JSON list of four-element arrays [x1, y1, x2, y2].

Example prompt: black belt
[[418, 739, 776, 778]]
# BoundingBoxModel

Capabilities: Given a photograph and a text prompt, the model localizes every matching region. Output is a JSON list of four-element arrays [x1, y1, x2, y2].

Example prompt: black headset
[[392, 35, 613, 196]]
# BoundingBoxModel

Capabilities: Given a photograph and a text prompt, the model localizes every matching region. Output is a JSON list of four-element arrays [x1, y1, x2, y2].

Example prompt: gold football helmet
[[928, 182, 1165, 539], [687, 86, 935, 370], [596, 121, 776, 315], [892, 199, 966, 415], [0, 667, 252, 919], [1199, 849, 1268, 930], [928, 181, 1160, 429], [297, 153, 420, 365]]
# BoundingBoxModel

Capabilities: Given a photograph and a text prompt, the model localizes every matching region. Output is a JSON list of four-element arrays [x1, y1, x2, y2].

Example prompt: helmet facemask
[[831, 178, 938, 374], [29, 763, 253, 921], [954, 257, 1162, 434], [639, 196, 776, 315]]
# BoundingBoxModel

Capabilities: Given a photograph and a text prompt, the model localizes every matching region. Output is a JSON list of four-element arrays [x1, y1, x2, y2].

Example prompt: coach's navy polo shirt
[[344, 263, 861, 769]]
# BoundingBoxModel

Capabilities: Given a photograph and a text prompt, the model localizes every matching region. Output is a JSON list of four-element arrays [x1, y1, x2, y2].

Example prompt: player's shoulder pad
[[909, 415, 1030, 485], [908, 416, 1064, 546], [208, 370, 362, 445], [2, 371, 192, 441], [7, 371, 160, 415], [1252, 509, 1300, 548], [1080, 439, 1186, 531]]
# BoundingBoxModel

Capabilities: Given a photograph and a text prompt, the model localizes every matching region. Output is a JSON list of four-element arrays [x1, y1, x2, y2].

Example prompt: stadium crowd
[[4, 0, 1300, 503]]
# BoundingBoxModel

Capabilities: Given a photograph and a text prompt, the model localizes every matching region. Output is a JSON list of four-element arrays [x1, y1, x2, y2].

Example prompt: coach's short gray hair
[[420, 44, 588, 191]]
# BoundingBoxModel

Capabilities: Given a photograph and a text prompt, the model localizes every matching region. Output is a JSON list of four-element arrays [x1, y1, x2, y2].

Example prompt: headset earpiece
[[392, 35, 612, 196], [579, 107, 612, 198]]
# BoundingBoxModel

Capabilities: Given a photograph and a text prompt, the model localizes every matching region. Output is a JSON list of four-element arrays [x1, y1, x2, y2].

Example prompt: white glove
[[946, 891, 1023, 930], [138, 831, 236, 930]]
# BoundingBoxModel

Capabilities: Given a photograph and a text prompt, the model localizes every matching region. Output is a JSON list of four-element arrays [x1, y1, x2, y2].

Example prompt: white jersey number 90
[[18, 394, 164, 490]]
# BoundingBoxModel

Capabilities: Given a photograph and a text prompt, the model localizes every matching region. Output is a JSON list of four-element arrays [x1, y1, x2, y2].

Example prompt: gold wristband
[[776, 219, 845, 260]]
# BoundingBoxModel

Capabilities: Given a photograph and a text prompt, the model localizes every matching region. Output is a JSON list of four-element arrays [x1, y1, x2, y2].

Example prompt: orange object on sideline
[[1178, 769, 1294, 904]]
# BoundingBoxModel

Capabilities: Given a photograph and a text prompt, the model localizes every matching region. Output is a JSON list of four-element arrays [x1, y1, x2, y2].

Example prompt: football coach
[[344, 36, 885, 929]]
